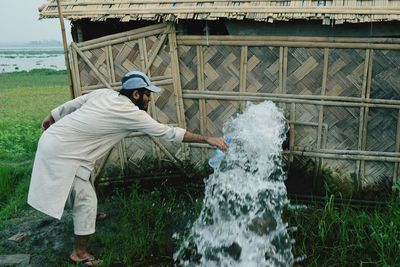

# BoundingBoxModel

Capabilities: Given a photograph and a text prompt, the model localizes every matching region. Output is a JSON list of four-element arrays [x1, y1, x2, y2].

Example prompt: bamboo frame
[[69, 23, 189, 178], [289, 103, 296, 163], [181, 91, 400, 109], [168, 24, 188, 160], [394, 110, 400, 188], [80, 28, 170, 51], [283, 151, 400, 163], [77, 23, 167, 48], [67, 22, 400, 188], [314, 48, 329, 182], [359, 49, 374, 187], [140, 36, 162, 164], [239, 46, 248, 112], [71, 43, 113, 89], [197, 45, 207, 163], [56, 0, 74, 99]]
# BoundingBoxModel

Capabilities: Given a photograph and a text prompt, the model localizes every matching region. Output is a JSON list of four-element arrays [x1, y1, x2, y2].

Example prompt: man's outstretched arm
[[183, 131, 229, 151]]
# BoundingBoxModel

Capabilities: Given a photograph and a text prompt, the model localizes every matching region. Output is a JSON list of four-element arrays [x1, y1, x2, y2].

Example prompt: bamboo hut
[[39, 0, 400, 194]]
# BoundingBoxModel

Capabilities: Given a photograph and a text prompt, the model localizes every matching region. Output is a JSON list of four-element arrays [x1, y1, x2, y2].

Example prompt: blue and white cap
[[121, 71, 161, 93]]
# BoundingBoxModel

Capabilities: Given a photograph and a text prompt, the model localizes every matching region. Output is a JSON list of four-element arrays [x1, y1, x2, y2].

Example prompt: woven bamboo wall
[[69, 23, 400, 190], [176, 35, 400, 189]]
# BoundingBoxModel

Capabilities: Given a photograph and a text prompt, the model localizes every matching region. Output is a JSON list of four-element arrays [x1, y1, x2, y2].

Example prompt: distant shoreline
[[0, 40, 63, 48]]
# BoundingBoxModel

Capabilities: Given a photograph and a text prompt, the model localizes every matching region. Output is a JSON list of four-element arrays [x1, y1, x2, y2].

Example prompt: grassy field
[[1, 69, 400, 266], [0, 69, 69, 221]]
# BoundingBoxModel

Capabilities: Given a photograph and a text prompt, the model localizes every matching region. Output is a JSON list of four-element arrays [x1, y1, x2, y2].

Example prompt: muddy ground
[[0, 208, 77, 266]]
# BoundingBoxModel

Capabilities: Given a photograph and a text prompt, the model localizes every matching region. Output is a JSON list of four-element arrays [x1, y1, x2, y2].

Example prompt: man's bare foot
[[70, 250, 103, 266]]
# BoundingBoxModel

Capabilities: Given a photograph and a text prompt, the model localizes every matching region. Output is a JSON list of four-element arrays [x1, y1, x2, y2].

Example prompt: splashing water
[[174, 101, 294, 267]]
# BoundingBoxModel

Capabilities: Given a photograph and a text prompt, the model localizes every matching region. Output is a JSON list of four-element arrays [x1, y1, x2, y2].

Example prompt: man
[[27, 71, 228, 266]]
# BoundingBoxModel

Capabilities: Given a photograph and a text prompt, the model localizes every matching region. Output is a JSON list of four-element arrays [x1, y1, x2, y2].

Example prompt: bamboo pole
[[197, 45, 207, 163], [70, 47, 80, 96], [282, 47, 288, 94], [282, 151, 400, 163], [239, 46, 248, 112], [182, 92, 400, 109], [356, 49, 371, 190], [182, 89, 400, 105], [79, 28, 170, 51], [108, 45, 116, 83], [105, 44, 112, 82], [188, 144, 400, 162], [42, 6, 400, 16], [80, 76, 174, 92], [178, 35, 400, 45], [279, 47, 284, 93], [394, 109, 400, 189], [77, 23, 167, 48], [177, 37, 400, 50], [360, 49, 374, 188], [289, 103, 296, 163], [46, 0, 395, 6], [144, 31, 169, 74], [56, 0, 74, 99], [307, 149, 400, 158], [168, 23, 188, 160], [314, 48, 329, 182]]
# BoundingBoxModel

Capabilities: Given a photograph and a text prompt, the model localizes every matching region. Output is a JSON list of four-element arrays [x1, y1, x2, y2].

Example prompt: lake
[[0, 46, 66, 73]]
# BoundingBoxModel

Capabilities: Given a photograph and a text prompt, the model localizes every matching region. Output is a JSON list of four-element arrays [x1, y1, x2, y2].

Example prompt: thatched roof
[[39, 0, 400, 25]]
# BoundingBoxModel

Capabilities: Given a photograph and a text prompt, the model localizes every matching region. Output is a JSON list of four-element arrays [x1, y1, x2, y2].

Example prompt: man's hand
[[206, 136, 229, 151], [183, 131, 229, 151], [41, 114, 55, 131]]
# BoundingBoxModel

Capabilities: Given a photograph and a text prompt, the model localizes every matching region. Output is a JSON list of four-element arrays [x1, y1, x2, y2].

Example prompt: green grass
[[1, 69, 400, 266], [286, 196, 400, 266], [0, 69, 67, 89], [0, 69, 69, 222]]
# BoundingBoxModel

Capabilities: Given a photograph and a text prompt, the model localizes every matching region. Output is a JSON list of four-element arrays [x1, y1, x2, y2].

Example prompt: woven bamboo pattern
[[246, 46, 280, 94], [364, 161, 394, 185], [287, 47, 324, 96], [40, 0, 400, 25], [203, 46, 241, 92], [175, 35, 400, 188], [324, 106, 360, 150], [68, 23, 400, 189], [112, 41, 142, 82], [178, 45, 198, 90], [146, 35, 172, 77], [78, 48, 110, 87], [327, 48, 365, 98], [70, 24, 185, 176], [371, 50, 400, 100], [366, 108, 397, 152], [154, 83, 179, 125]]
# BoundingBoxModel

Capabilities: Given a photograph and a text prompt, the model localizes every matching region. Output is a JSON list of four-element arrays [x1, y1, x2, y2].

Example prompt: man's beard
[[132, 95, 148, 111]]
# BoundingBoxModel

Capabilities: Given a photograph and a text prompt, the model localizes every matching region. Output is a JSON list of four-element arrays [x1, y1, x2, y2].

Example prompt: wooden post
[[56, 0, 74, 99]]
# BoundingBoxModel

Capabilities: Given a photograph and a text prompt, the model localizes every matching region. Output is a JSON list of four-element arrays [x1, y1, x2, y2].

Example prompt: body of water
[[0, 46, 66, 73]]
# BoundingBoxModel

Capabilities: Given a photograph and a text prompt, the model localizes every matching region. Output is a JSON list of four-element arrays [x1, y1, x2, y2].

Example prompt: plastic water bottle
[[208, 137, 231, 169]]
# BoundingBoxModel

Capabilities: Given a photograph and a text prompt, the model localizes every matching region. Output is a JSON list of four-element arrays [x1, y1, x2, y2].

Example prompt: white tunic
[[27, 89, 186, 219]]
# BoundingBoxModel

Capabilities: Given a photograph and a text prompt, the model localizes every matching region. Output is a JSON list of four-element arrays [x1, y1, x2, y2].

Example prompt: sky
[[0, 0, 71, 43]]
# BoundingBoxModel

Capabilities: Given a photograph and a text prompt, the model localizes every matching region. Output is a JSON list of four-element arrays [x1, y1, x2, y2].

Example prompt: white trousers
[[67, 175, 97, 236]]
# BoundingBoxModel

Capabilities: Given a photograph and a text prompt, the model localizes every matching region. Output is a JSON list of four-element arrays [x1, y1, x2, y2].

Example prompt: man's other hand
[[41, 114, 55, 131]]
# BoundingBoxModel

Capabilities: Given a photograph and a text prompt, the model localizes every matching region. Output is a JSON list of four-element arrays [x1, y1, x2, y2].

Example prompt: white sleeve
[[123, 109, 186, 143], [51, 94, 90, 122]]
